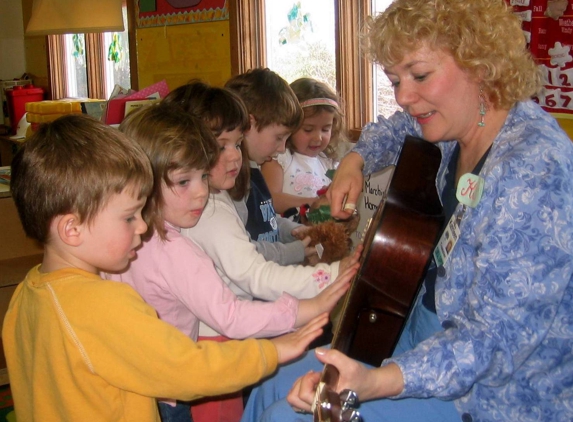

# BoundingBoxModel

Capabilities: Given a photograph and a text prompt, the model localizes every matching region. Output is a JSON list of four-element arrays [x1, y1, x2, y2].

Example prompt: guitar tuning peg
[[339, 389, 360, 409], [338, 389, 362, 421], [340, 407, 363, 422]]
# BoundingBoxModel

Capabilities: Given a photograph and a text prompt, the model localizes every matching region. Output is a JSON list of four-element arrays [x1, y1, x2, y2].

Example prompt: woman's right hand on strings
[[326, 152, 365, 219], [285, 348, 369, 413], [286, 348, 405, 412]]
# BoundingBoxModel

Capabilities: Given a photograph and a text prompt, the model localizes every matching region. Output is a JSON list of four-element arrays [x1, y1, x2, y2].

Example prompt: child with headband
[[262, 78, 350, 219]]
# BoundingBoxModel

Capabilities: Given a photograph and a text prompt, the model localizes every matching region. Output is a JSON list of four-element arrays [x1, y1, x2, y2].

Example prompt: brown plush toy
[[293, 204, 360, 265]]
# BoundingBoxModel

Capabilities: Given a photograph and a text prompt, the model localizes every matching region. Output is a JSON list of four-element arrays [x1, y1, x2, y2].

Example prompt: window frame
[[46, 0, 138, 100], [228, 0, 372, 140]]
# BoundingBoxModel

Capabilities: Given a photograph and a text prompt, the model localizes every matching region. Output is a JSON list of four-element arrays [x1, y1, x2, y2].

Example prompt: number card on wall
[[509, 0, 573, 118]]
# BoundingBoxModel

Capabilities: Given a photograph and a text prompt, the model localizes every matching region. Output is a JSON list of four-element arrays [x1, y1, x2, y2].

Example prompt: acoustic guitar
[[313, 136, 444, 422]]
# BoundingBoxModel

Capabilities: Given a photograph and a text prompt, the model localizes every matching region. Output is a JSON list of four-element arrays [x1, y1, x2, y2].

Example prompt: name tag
[[433, 210, 462, 267]]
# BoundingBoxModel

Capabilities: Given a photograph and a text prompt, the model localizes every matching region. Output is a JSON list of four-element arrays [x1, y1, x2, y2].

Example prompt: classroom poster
[[509, 0, 573, 118]]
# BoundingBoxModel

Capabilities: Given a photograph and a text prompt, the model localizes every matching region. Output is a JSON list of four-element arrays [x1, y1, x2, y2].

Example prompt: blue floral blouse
[[353, 101, 573, 422]]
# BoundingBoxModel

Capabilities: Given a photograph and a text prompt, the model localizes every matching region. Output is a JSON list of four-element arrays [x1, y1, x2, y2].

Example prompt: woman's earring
[[478, 86, 487, 127]]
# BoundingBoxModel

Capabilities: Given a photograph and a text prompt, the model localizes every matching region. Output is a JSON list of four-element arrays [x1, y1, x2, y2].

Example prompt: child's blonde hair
[[288, 78, 348, 160], [10, 114, 153, 244], [119, 103, 219, 240]]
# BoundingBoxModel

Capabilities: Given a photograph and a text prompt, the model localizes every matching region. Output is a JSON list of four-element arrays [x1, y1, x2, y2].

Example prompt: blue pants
[[241, 295, 459, 422], [158, 401, 192, 422]]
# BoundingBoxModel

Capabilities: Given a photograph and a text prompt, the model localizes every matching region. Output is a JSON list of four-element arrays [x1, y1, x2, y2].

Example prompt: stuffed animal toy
[[293, 196, 360, 265]]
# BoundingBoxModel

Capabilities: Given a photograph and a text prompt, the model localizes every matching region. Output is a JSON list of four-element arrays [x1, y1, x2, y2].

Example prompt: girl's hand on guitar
[[314, 348, 405, 402], [326, 152, 365, 219], [339, 244, 363, 274], [286, 370, 322, 413], [270, 313, 329, 364], [294, 263, 358, 327]]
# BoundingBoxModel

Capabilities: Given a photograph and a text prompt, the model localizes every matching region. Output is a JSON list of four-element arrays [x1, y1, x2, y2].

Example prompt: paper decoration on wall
[[140, 0, 156, 13], [167, 0, 201, 7], [136, 0, 226, 28], [508, 0, 573, 118]]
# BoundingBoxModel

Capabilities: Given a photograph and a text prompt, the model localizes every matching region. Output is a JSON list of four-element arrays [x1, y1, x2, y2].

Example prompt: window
[[372, 0, 400, 119], [63, 34, 88, 98], [47, 3, 134, 100], [264, 2, 337, 90], [229, 0, 399, 139]]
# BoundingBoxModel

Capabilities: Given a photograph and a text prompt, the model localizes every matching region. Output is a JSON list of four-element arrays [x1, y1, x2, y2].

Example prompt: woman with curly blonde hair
[[241, 0, 573, 421]]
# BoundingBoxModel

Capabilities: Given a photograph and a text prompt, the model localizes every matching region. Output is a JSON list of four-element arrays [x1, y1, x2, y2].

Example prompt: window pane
[[104, 6, 131, 98], [264, 0, 336, 88], [372, 0, 400, 118], [64, 34, 88, 98]]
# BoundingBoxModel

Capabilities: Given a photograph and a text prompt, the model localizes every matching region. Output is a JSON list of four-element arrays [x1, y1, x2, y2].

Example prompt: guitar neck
[[329, 215, 376, 353]]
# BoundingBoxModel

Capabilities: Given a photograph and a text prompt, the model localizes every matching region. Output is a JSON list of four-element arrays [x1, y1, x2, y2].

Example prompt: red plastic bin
[[6, 85, 45, 135]]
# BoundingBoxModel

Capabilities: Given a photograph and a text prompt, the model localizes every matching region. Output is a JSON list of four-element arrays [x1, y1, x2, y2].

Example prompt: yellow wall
[[21, 0, 49, 92], [136, 20, 231, 90], [557, 118, 573, 140]]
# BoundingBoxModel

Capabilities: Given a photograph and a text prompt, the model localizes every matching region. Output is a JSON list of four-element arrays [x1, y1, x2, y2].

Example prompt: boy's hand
[[291, 225, 312, 239], [294, 263, 358, 327], [302, 237, 319, 260], [270, 313, 329, 364], [292, 227, 319, 260]]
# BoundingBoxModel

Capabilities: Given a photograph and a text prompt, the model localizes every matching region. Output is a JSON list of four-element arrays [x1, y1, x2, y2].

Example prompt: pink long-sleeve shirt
[[107, 223, 298, 340]]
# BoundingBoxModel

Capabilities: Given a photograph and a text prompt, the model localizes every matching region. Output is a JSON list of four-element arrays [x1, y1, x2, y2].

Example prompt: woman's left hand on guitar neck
[[286, 348, 405, 413]]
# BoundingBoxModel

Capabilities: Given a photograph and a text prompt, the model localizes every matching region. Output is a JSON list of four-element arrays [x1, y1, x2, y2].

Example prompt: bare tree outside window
[[265, 1, 337, 89], [373, 0, 401, 118]]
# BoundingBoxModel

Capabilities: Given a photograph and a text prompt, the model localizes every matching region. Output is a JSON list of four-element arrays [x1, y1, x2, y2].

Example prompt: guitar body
[[314, 136, 444, 422]]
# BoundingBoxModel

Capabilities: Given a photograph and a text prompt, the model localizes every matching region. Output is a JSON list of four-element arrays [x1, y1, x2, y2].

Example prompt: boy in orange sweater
[[2, 114, 329, 422]]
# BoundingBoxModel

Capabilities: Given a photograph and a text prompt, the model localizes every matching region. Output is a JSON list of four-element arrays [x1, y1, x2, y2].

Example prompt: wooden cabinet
[[0, 136, 24, 167], [0, 194, 43, 385]]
